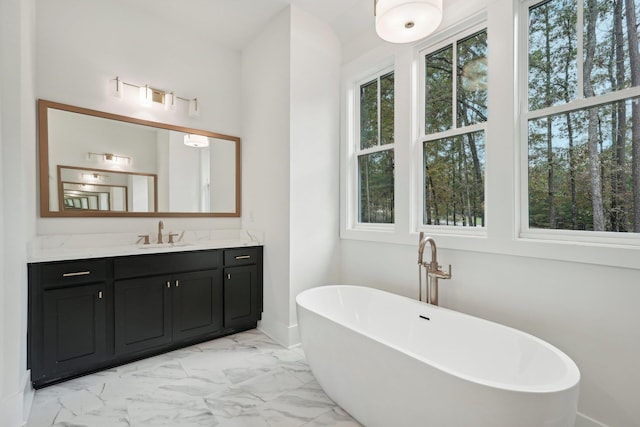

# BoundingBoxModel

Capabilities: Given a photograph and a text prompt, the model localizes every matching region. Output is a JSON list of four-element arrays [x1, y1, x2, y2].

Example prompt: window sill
[[340, 226, 640, 270]]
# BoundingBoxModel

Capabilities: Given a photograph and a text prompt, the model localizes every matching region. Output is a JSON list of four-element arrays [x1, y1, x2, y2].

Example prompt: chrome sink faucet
[[417, 232, 452, 305], [157, 220, 164, 244]]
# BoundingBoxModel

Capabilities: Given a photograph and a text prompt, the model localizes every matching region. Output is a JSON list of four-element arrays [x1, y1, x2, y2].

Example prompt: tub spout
[[417, 232, 452, 305]]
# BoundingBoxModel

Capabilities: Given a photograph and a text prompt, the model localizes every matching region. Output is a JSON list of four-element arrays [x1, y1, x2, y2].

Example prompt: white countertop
[[28, 229, 263, 263]]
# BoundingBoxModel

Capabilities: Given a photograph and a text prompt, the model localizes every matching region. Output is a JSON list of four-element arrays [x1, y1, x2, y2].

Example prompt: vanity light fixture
[[374, 0, 443, 43], [81, 172, 109, 181], [110, 76, 198, 115], [87, 151, 132, 165], [183, 134, 209, 148]]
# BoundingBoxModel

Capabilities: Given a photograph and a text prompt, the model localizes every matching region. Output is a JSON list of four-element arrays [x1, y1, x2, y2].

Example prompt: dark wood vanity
[[28, 246, 263, 388]]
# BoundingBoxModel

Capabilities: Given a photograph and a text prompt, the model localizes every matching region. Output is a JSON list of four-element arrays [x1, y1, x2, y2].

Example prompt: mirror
[[38, 99, 241, 217]]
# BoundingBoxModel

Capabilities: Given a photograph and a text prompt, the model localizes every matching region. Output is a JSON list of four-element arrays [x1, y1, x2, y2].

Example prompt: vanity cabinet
[[114, 269, 223, 356], [223, 248, 262, 328], [114, 275, 173, 355], [28, 259, 109, 385], [29, 246, 262, 388]]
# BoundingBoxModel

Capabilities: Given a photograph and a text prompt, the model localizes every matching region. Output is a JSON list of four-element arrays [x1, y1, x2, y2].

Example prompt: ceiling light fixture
[[374, 0, 443, 43], [183, 134, 209, 148]]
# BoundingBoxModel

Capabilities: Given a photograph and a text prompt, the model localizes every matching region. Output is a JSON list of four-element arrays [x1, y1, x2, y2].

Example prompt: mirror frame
[[38, 99, 241, 217]]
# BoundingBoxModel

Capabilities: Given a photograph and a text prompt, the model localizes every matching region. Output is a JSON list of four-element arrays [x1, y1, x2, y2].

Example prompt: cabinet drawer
[[114, 250, 222, 279], [224, 248, 259, 266], [39, 259, 108, 288]]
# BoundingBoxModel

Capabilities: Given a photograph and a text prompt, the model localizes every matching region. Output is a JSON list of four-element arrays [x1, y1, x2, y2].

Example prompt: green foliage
[[528, 0, 640, 232], [424, 132, 485, 226], [359, 151, 394, 223]]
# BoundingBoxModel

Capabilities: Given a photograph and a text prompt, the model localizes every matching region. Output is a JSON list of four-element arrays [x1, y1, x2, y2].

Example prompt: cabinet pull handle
[[98, 291, 103, 299], [227, 273, 231, 280], [62, 271, 91, 277], [166, 281, 171, 288], [235, 255, 251, 260], [175, 280, 180, 287]]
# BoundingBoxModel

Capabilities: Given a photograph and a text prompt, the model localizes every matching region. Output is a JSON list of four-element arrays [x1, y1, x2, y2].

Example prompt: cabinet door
[[172, 270, 223, 341], [224, 265, 258, 328], [43, 283, 107, 375], [114, 276, 172, 355]]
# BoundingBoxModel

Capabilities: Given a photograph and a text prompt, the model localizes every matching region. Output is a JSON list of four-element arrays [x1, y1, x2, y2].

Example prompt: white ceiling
[[117, 0, 374, 51]]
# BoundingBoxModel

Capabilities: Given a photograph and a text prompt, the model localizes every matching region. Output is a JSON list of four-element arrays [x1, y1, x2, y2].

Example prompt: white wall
[[0, 0, 37, 425], [288, 6, 342, 337], [35, 0, 243, 235], [338, 0, 640, 426], [241, 7, 293, 345], [242, 5, 341, 346]]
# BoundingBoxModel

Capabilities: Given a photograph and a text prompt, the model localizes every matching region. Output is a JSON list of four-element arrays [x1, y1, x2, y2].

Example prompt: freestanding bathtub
[[296, 285, 580, 427]]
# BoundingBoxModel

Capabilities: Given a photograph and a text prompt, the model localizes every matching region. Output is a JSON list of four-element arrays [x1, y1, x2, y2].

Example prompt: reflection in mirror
[[58, 166, 158, 212], [38, 99, 241, 217]]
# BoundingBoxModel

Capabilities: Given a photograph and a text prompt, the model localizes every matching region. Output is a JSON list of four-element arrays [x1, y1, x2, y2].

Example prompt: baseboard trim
[[287, 323, 300, 348], [257, 317, 300, 348], [22, 371, 34, 425], [0, 371, 31, 427], [576, 412, 609, 427]]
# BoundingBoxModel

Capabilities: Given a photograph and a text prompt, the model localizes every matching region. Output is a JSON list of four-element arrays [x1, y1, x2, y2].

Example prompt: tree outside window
[[527, 0, 640, 233]]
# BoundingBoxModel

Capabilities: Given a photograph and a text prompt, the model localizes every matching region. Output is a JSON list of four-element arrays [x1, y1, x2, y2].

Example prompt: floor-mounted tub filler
[[296, 285, 580, 427]]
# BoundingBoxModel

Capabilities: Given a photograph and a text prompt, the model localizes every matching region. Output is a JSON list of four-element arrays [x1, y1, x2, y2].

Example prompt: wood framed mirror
[[38, 99, 241, 217]]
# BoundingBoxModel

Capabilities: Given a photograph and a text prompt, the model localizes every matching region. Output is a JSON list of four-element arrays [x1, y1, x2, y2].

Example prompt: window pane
[[423, 131, 485, 227], [360, 79, 378, 150], [583, 0, 640, 97], [425, 46, 453, 133], [457, 30, 488, 127], [380, 72, 395, 145], [528, 0, 578, 110], [359, 150, 394, 223], [528, 97, 639, 232]]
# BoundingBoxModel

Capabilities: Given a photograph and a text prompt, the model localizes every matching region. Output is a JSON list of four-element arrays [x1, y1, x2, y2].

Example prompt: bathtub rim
[[296, 284, 580, 394]]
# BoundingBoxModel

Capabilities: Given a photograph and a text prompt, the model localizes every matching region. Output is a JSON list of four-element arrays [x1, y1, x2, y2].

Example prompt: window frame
[[416, 23, 489, 237], [519, 0, 640, 247]]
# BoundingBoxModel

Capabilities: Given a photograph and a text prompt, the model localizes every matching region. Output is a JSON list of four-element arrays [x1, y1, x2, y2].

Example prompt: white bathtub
[[296, 285, 580, 427]]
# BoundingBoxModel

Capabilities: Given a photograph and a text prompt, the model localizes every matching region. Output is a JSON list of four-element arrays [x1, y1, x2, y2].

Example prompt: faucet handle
[[429, 264, 452, 279], [168, 233, 180, 244], [137, 234, 150, 245]]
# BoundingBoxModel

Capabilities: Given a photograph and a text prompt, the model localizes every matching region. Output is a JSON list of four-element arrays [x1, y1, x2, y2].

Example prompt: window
[[356, 70, 395, 224], [525, 0, 640, 234], [421, 28, 488, 228]]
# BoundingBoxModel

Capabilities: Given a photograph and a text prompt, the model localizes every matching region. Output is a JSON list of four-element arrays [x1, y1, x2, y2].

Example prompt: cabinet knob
[[166, 281, 171, 288], [98, 291, 103, 299], [227, 273, 231, 280], [175, 280, 180, 287]]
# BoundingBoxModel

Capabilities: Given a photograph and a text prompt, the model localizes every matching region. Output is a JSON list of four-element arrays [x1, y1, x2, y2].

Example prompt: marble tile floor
[[25, 330, 362, 427]]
